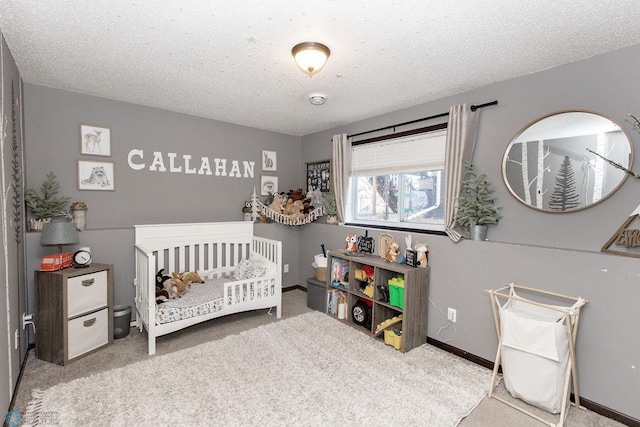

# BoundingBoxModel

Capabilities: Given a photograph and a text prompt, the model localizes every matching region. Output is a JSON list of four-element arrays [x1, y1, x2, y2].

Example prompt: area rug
[[24, 311, 491, 426]]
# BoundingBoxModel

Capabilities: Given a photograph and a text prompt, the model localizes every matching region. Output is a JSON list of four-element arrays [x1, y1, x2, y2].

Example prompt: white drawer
[[67, 270, 107, 318], [68, 308, 109, 360]]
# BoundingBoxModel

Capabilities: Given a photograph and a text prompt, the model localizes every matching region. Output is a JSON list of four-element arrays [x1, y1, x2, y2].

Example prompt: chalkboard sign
[[405, 249, 418, 267], [306, 160, 331, 192], [357, 231, 374, 253]]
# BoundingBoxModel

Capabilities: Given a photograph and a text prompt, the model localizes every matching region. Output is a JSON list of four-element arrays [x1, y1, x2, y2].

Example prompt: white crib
[[134, 221, 282, 355]]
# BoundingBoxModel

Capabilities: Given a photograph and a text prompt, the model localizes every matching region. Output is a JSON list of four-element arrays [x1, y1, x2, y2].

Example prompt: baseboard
[[284, 285, 307, 292], [427, 337, 640, 427]]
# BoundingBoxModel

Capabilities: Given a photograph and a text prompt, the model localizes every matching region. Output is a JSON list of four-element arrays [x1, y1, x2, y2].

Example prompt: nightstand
[[35, 263, 114, 365]]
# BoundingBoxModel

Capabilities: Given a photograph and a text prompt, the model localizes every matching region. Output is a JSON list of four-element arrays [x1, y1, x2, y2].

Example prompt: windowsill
[[344, 222, 447, 236]]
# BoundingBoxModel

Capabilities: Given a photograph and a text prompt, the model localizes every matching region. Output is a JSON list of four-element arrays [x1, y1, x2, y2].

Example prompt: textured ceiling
[[1, 1, 640, 137]]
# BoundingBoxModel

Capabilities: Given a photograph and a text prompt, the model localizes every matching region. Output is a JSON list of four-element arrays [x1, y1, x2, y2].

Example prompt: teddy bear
[[290, 200, 305, 219], [287, 188, 305, 202]]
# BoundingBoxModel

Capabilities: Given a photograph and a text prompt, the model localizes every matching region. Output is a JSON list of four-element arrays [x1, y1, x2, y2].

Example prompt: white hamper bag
[[499, 299, 570, 414]]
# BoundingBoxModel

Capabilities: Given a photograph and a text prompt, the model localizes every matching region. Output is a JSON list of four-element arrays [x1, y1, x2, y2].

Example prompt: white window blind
[[351, 130, 446, 176]]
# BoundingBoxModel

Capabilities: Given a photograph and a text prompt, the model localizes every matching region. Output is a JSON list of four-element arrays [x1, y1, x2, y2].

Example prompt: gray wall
[[20, 43, 640, 421], [23, 85, 303, 322], [0, 31, 25, 416], [300, 44, 640, 420]]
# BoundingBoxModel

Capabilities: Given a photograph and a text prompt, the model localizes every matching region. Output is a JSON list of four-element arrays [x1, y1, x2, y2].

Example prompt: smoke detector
[[309, 94, 327, 105]]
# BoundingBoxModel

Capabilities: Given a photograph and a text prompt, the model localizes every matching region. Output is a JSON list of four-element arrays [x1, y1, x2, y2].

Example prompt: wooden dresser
[[35, 263, 114, 365]]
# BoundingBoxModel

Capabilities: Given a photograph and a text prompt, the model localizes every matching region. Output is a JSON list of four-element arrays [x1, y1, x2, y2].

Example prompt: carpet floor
[[11, 289, 627, 426]]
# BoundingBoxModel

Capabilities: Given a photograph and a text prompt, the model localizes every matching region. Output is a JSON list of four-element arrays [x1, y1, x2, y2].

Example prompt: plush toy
[[164, 274, 188, 298], [287, 188, 305, 202], [155, 269, 172, 303], [414, 243, 428, 268], [384, 241, 401, 263], [173, 270, 205, 286], [307, 187, 323, 208], [345, 233, 358, 252], [291, 200, 305, 219], [302, 198, 315, 215], [269, 193, 286, 213]]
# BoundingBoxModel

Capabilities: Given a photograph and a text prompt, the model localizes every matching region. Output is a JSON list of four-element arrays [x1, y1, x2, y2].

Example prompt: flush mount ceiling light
[[291, 42, 330, 77], [309, 94, 327, 105]]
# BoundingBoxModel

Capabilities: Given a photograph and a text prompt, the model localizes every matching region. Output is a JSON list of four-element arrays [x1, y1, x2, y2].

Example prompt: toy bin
[[388, 277, 405, 309], [384, 329, 403, 350]]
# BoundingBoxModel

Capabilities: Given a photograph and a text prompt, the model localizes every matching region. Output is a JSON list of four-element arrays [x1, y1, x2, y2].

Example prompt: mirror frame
[[502, 110, 634, 213]]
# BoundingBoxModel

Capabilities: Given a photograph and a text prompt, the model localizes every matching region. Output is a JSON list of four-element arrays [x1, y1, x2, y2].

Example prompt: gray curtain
[[444, 104, 480, 242], [331, 133, 351, 223]]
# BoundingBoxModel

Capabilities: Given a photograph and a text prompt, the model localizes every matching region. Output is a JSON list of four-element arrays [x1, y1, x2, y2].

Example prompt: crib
[[134, 221, 282, 355]]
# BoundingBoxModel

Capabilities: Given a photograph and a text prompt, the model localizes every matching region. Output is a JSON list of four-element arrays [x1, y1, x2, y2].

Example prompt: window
[[347, 125, 447, 232]]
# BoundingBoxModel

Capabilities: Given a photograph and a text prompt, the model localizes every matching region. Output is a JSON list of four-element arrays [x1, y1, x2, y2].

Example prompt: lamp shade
[[291, 42, 330, 76], [41, 221, 79, 252]]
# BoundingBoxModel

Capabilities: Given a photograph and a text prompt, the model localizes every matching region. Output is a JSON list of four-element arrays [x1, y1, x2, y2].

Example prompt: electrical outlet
[[447, 308, 457, 323], [284, 264, 289, 273]]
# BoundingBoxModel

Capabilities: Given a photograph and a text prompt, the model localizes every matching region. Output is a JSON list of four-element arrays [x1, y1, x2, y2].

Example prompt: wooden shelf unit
[[325, 251, 429, 352], [35, 263, 114, 365]]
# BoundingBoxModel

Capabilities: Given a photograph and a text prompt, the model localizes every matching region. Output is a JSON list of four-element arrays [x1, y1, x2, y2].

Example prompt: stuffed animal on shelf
[[269, 193, 286, 213], [345, 233, 358, 252], [384, 241, 401, 263], [414, 243, 428, 268]]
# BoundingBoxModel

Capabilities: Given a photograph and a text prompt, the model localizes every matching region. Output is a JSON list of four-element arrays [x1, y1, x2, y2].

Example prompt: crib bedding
[[156, 277, 226, 324]]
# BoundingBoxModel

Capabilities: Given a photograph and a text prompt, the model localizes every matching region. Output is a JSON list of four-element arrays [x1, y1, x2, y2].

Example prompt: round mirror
[[502, 110, 633, 212]]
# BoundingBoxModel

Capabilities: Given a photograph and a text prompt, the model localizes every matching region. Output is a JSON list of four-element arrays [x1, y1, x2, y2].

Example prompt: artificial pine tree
[[24, 172, 70, 219], [548, 155, 580, 211], [455, 163, 502, 229]]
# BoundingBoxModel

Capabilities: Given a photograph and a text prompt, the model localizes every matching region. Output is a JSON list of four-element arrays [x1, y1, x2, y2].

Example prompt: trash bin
[[113, 305, 132, 339]]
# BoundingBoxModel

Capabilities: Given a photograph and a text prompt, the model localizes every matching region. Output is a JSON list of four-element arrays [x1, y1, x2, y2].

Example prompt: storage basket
[[384, 329, 402, 350], [315, 267, 327, 282], [388, 277, 405, 309]]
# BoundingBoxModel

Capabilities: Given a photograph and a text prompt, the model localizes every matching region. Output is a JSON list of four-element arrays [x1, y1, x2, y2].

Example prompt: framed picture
[[78, 160, 115, 191], [80, 125, 111, 156], [260, 175, 278, 196], [262, 150, 277, 171], [306, 160, 331, 192]]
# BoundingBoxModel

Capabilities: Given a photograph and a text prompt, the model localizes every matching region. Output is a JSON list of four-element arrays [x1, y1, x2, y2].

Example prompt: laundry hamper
[[486, 283, 587, 427]]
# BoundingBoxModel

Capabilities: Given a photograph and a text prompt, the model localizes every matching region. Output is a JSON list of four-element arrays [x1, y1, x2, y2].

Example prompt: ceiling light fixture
[[291, 42, 330, 77]]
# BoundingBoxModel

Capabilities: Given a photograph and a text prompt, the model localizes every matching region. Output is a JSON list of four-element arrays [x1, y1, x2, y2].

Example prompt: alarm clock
[[73, 247, 92, 268]]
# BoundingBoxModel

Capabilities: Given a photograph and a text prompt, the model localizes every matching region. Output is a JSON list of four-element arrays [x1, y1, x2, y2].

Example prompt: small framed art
[[260, 175, 278, 196], [78, 160, 115, 191], [306, 160, 331, 192], [80, 125, 111, 156], [262, 150, 277, 171]]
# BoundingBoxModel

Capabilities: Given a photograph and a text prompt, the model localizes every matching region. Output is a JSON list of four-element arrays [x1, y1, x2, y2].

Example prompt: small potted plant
[[321, 191, 339, 225], [24, 172, 70, 231], [455, 163, 502, 240]]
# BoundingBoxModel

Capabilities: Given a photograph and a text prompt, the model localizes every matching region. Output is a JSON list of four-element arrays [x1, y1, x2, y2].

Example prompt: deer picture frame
[[80, 125, 111, 156]]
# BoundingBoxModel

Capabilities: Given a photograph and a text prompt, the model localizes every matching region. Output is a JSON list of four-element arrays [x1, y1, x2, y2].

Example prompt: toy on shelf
[[354, 265, 375, 298], [388, 277, 405, 309], [331, 258, 349, 289], [414, 243, 428, 268], [345, 233, 358, 252], [384, 240, 401, 263]]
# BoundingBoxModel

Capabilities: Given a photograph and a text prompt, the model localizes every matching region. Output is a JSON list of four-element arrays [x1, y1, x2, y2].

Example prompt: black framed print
[[306, 160, 331, 192]]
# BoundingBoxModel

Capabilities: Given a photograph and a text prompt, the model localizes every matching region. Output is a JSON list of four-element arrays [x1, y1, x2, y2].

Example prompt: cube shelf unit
[[325, 251, 429, 352]]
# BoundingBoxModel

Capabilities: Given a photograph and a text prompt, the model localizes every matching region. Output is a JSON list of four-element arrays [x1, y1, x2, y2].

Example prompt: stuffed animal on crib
[[173, 270, 205, 286], [164, 274, 188, 299], [414, 243, 428, 268], [155, 269, 172, 303], [345, 233, 358, 252], [384, 241, 401, 263]]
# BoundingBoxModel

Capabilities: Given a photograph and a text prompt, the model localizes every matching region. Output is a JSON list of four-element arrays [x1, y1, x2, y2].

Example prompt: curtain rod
[[347, 100, 498, 139]]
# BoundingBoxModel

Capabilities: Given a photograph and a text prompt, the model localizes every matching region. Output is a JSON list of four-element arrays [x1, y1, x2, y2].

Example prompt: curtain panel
[[331, 133, 351, 223]]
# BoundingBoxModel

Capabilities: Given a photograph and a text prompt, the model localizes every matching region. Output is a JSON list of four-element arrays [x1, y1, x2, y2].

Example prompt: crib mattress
[[155, 277, 226, 325]]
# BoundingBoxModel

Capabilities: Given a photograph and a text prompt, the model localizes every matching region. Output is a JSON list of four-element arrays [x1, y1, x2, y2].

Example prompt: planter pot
[[326, 214, 339, 225], [28, 217, 51, 232], [470, 225, 488, 241]]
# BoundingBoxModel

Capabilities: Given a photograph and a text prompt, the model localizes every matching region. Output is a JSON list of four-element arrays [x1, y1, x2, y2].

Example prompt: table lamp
[[40, 221, 79, 253]]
